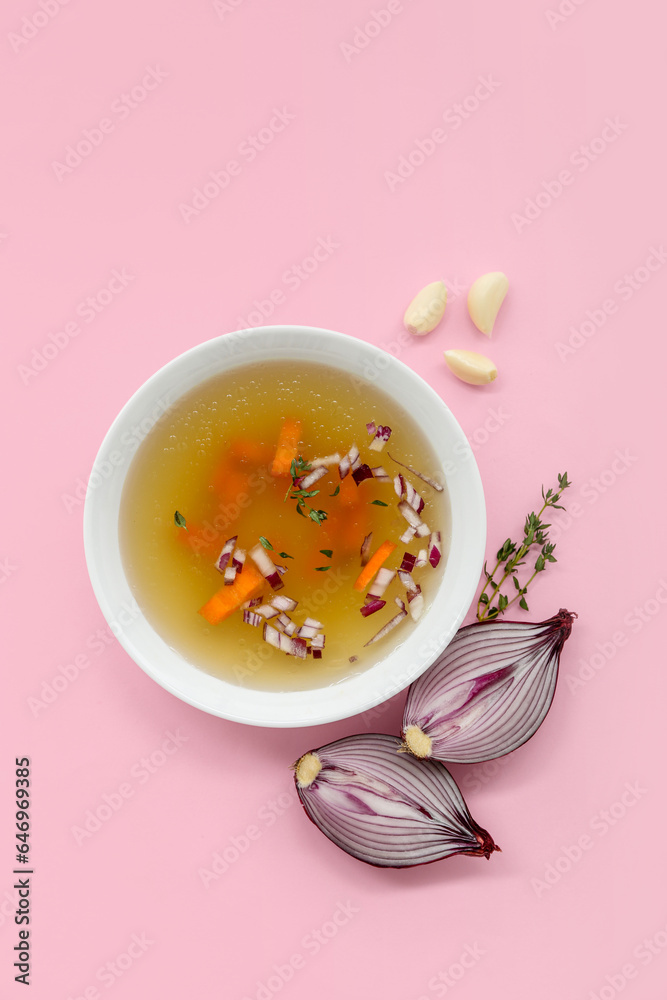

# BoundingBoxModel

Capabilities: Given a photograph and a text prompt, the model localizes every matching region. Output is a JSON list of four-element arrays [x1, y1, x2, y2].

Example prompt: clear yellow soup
[[119, 360, 450, 691]]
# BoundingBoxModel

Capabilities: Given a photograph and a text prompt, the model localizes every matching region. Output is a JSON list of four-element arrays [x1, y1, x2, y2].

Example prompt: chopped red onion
[[349, 655, 358, 663], [360, 533, 373, 566], [415, 522, 431, 538], [393, 474, 405, 498], [394, 596, 406, 611], [388, 453, 445, 492], [255, 603, 279, 619], [294, 734, 498, 868], [368, 425, 392, 452], [312, 453, 341, 467], [397, 569, 417, 592], [276, 612, 292, 630], [297, 624, 321, 639], [223, 564, 237, 586], [312, 649, 323, 660], [402, 610, 577, 763], [263, 623, 282, 649], [338, 445, 359, 480], [370, 466, 391, 482], [366, 566, 395, 600], [303, 616, 323, 630], [399, 552, 417, 573], [397, 500, 424, 530], [299, 465, 328, 490], [428, 531, 442, 568], [407, 589, 425, 621], [293, 637, 308, 659], [232, 548, 246, 573], [215, 535, 238, 574], [415, 548, 428, 568], [271, 594, 298, 613], [352, 463, 373, 486], [285, 621, 298, 637], [311, 634, 325, 649], [360, 599, 386, 617], [242, 610, 263, 628], [366, 421, 376, 436], [364, 605, 407, 646], [250, 543, 284, 591], [275, 564, 287, 576], [400, 525, 416, 545]]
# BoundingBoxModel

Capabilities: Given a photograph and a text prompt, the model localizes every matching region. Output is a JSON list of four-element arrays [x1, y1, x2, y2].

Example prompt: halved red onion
[[402, 610, 577, 764], [299, 465, 328, 490], [352, 463, 373, 486], [360, 599, 386, 617], [243, 610, 263, 627], [360, 532, 373, 566], [271, 594, 298, 613], [368, 425, 392, 452], [367, 566, 395, 600], [294, 734, 498, 868], [364, 604, 407, 646], [215, 535, 238, 574], [427, 532, 442, 568], [388, 454, 444, 492], [250, 543, 284, 591]]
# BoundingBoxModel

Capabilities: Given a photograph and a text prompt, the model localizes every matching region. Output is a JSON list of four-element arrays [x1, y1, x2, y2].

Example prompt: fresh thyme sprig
[[477, 472, 571, 621], [284, 455, 328, 526]]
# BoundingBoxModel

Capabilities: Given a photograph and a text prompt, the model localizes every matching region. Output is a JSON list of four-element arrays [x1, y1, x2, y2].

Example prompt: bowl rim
[[83, 324, 486, 727]]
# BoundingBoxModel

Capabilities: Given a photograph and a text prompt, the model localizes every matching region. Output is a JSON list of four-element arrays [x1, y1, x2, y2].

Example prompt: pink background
[[2, 1, 665, 997]]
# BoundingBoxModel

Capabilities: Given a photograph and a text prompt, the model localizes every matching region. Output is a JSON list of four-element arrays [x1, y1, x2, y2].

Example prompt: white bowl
[[83, 326, 485, 728]]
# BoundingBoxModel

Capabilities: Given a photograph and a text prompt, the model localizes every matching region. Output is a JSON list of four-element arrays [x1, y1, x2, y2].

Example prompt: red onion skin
[[402, 610, 576, 765], [294, 734, 499, 869]]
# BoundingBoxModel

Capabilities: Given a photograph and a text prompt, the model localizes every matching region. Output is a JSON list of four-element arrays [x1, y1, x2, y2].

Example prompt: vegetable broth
[[119, 360, 450, 691]]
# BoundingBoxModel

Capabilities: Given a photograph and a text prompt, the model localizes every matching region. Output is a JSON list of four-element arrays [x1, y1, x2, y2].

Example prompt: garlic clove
[[444, 349, 497, 385], [467, 272, 509, 336], [403, 280, 448, 335]]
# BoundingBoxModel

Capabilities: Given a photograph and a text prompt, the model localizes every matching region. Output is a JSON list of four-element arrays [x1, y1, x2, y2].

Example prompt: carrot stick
[[270, 419, 301, 477], [198, 564, 264, 625], [353, 540, 396, 592]]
